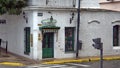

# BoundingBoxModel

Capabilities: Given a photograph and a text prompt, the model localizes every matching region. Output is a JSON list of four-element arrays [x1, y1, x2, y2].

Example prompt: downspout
[[76, 0, 81, 58]]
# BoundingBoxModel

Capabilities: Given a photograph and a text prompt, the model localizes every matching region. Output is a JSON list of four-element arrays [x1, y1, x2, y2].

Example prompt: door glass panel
[[43, 33, 54, 48]]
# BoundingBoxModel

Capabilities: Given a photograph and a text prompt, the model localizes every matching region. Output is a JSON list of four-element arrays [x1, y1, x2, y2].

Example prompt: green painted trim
[[65, 27, 75, 52], [24, 27, 31, 55], [42, 33, 54, 58], [39, 26, 60, 30]]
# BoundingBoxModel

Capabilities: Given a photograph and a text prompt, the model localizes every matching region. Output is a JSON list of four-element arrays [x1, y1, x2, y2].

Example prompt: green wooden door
[[42, 33, 54, 58]]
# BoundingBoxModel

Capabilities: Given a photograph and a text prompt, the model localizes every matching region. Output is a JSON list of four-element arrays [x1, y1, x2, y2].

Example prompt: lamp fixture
[[23, 11, 28, 23], [70, 12, 75, 24]]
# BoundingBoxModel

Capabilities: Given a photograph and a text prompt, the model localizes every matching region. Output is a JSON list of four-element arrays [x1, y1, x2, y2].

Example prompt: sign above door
[[40, 16, 60, 33]]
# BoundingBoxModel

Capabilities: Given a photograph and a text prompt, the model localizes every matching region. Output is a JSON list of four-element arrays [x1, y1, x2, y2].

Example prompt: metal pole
[[76, 0, 80, 58], [6, 41, 8, 54], [0, 43, 1, 55], [100, 43, 103, 68]]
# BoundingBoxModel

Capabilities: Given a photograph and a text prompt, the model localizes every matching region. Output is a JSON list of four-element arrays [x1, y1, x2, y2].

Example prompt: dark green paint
[[24, 27, 30, 55], [42, 33, 54, 58]]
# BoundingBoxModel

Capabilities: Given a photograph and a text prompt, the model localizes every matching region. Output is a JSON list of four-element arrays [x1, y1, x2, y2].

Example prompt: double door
[[42, 33, 54, 58]]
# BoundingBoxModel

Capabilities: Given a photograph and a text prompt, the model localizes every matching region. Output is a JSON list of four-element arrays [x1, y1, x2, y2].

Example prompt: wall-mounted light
[[23, 11, 28, 23], [48, 11, 52, 14], [46, 0, 49, 5], [72, 12, 74, 19], [73, 0, 76, 7], [70, 12, 75, 24]]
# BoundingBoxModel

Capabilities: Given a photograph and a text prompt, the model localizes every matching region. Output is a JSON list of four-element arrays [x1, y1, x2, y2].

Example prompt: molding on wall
[[88, 20, 100, 24], [112, 20, 120, 24]]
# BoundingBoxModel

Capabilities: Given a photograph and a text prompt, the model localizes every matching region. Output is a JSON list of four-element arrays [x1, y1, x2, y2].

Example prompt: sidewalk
[[1, 48, 120, 67], [0, 49, 39, 66]]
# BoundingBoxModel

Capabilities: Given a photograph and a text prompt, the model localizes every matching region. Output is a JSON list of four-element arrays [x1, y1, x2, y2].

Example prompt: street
[[0, 66, 22, 68], [1, 60, 120, 68], [26, 60, 120, 68]]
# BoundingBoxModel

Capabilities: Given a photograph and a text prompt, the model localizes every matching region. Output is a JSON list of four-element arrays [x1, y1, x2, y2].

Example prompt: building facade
[[0, 0, 120, 60], [100, 0, 120, 11]]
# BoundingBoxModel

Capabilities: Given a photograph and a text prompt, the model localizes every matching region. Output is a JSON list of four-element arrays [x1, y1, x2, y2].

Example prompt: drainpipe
[[76, 0, 81, 58]]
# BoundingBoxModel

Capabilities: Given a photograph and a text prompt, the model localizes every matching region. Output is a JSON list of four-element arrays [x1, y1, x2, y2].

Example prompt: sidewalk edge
[[42, 56, 120, 64]]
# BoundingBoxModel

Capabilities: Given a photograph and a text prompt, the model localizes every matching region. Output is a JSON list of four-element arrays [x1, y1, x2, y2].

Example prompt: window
[[65, 27, 75, 52], [113, 25, 120, 46], [24, 27, 31, 55]]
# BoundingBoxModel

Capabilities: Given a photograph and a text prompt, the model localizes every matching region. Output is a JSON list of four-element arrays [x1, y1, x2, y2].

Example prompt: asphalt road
[[1, 60, 120, 68], [0, 66, 22, 68], [26, 60, 120, 68], [86, 60, 120, 68]]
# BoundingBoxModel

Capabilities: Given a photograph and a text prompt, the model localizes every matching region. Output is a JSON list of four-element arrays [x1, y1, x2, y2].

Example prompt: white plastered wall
[[36, 10, 120, 60], [0, 11, 34, 59], [37, 10, 77, 59], [80, 0, 100, 8], [79, 11, 120, 57], [1, 9, 120, 60]]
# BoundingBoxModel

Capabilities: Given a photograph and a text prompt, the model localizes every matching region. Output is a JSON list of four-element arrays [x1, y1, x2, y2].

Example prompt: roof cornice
[[23, 6, 120, 12]]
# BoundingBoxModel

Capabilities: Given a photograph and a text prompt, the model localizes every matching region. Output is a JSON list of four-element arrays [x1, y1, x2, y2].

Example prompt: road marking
[[47, 64, 67, 68], [27, 66, 38, 68], [27, 63, 90, 68], [67, 63, 90, 67], [28, 64, 67, 68]]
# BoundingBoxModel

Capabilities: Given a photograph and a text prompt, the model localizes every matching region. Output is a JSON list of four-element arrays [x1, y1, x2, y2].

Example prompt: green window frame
[[24, 27, 31, 55], [65, 27, 75, 52]]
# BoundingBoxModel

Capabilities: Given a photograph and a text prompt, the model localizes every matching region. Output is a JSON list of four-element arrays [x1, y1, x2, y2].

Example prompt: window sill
[[113, 46, 120, 50]]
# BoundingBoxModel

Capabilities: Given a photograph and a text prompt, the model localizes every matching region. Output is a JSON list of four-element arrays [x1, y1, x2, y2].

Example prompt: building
[[0, 0, 120, 60], [100, 0, 120, 11]]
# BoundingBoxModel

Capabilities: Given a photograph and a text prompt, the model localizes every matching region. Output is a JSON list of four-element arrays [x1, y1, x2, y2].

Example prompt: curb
[[0, 62, 25, 66], [104, 56, 120, 60], [42, 56, 120, 64]]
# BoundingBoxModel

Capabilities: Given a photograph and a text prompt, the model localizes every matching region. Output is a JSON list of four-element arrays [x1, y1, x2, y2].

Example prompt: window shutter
[[65, 27, 75, 52], [24, 27, 31, 55]]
